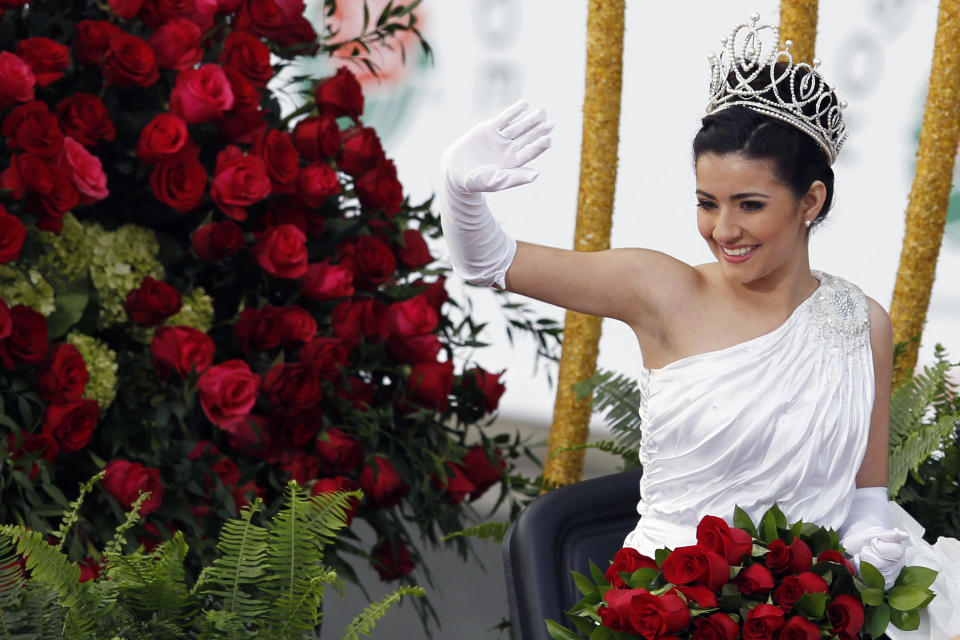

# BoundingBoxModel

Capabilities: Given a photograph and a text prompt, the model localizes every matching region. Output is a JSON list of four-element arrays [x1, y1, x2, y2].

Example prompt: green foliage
[[441, 522, 511, 545], [573, 370, 643, 451], [0, 480, 420, 640]]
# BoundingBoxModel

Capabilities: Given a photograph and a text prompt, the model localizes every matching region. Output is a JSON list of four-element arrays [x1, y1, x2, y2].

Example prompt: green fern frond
[[889, 359, 951, 447], [51, 473, 103, 552], [104, 534, 193, 629], [441, 522, 511, 544], [889, 413, 960, 497], [573, 369, 643, 449], [0, 535, 34, 640], [103, 491, 151, 556], [340, 586, 425, 640]]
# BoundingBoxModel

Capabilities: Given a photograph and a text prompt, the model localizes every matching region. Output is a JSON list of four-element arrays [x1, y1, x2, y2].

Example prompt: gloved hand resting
[[439, 100, 553, 288], [840, 486, 909, 590]]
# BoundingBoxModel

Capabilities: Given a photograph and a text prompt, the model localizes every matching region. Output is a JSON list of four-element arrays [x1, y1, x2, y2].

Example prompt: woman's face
[[695, 151, 821, 288]]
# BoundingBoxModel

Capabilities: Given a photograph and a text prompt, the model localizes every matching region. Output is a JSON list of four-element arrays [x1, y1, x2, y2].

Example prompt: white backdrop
[[316, 0, 959, 426]]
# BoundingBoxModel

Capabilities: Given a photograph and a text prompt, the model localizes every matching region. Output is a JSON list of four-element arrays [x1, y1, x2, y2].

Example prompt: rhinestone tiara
[[705, 13, 848, 164]]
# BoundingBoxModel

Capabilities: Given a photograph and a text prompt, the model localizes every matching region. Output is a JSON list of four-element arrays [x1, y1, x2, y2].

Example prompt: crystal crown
[[706, 13, 848, 164]]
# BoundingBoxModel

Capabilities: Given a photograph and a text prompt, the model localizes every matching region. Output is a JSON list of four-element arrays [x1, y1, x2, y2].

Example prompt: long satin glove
[[439, 99, 553, 288], [840, 486, 909, 590]]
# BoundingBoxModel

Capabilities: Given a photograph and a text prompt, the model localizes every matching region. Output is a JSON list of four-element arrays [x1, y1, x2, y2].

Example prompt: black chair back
[[502, 468, 644, 640]]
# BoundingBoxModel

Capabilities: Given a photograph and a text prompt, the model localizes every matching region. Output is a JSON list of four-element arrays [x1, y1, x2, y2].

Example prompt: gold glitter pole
[[890, 0, 960, 387], [779, 0, 818, 64], [542, 0, 624, 490]]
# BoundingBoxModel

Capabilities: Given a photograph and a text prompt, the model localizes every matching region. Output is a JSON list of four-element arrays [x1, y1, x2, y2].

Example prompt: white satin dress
[[621, 270, 960, 639]]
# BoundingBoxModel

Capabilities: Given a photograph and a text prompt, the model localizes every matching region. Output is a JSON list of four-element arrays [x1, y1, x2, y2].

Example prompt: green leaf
[[895, 566, 938, 590], [589, 560, 608, 587], [890, 607, 921, 631], [546, 619, 584, 640], [45, 277, 90, 339], [860, 561, 886, 591], [626, 567, 658, 589], [760, 510, 779, 544], [794, 592, 827, 618], [887, 585, 932, 611], [861, 587, 885, 606], [573, 571, 598, 597], [569, 615, 599, 636], [655, 548, 671, 568], [864, 603, 891, 638], [733, 506, 758, 538]]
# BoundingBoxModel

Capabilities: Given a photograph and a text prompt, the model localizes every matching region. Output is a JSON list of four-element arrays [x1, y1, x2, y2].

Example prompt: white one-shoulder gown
[[621, 271, 960, 639]]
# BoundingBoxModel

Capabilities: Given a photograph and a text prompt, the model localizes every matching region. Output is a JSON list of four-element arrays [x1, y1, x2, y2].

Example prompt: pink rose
[[170, 64, 235, 124], [252, 225, 307, 278], [197, 360, 260, 426], [61, 138, 109, 204]]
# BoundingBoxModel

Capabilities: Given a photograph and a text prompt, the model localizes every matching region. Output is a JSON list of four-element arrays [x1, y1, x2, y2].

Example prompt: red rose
[[316, 428, 363, 475], [197, 359, 260, 426], [0, 52, 35, 109], [102, 459, 164, 516], [149, 17, 203, 71], [296, 162, 341, 208], [386, 334, 441, 365], [388, 295, 437, 338], [413, 277, 449, 313], [260, 200, 322, 236], [61, 138, 109, 204], [35, 166, 79, 224], [407, 361, 454, 411], [263, 363, 323, 414], [816, 549, 857, 574], [356, 159, 403, 216], [3, 101, 64, 158], [0, 208, 27, 264], [338, 126, 385, 177], [670, 584, 718, 608], [268, 407, 323, 449], [292, 114, 340, 161], [124, 277, 182, 326], [36, 343, 88, 402], [149, 155, 207, 213], [463, 367, 506, 413], [299, 260, 355, 300], [212, 146, 271, 219], [772, 571, 829, 610], [299, 337, 349, 379], [217, 108, 268, 144], [743, 604, 786, 640], [339, 236, 397, 289], [780, 616, 820, 640], [431, 462, 476, 505], [605, 547, 659, 589], [192, 220, 244, 261], [270, 305, 317, 346], [252, 225, 307, 278], [107, 0, 144, 19], [358, 456, 409, 509], [331, 297, 392, 345], [371, 539, 414, 581], [15, 38, 70, 87], [827, 594, 865, 636], [219, 31, 273, 87], [253, 130, 298, 194], [692, 613, 740, 640], [8, 432, 59, 466], [72, 21, 119, 67], [461, 445, 506, 501], [276, 450, 320, 483], [660, 545, 729, 591], [599, 588, 645, 633], [696, 515, 754, 564], [151, 326, 215, 380], [138, 113, 191, 164], [315, 67, 364, 118], [78, 559, 101, 583], [223, 66, 261, 111], [766, 537, 813, 573], [42, 399, 99, 452], [734, 562, 774, 595], [170, 64, 235, 123], [56, 94, 115, 147], [0, 304, 49, 368], [102, 32, 159, 88], [628, 592, 691, 639], [312, 476, 361, 525], [395, 229, 433, 269]]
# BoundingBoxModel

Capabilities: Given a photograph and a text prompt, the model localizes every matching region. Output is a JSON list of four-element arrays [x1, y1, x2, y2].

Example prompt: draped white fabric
[[620, 270, 960, 638]]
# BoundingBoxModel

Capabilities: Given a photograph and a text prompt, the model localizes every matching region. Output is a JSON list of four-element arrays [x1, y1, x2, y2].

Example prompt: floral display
[[549, 505, 937, 640], [0, 0, 533, 614]]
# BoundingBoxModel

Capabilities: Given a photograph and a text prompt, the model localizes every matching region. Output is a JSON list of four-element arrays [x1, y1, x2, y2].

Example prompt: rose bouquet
[[0, 0, 555, 623], [547, 505, 936, 640]]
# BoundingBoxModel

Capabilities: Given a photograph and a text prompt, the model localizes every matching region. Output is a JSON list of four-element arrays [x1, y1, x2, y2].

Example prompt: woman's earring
[[804, 219, 812, 228]]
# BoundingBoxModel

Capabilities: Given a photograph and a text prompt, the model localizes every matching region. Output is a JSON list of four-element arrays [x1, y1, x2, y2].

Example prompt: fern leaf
[[441, 522, 511, 544], [104, 491, 151, 556], [0, 535, 34, 640], [51, 473, 102, 552], [889, 413, 960, 496], [889, 360, 950, 447], [340, 586, 425, 640], [573, 369, 644, 449]]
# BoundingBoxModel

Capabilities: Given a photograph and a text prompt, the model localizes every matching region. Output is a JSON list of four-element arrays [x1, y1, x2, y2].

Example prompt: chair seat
[[502, 468, 644, 640]]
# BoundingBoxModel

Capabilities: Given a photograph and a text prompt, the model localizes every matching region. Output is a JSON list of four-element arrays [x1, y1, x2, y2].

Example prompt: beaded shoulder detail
[[808, 270, 870, 348]]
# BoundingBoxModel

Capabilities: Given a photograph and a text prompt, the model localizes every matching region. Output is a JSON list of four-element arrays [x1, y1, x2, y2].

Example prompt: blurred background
[[304, 0, 959, 636]]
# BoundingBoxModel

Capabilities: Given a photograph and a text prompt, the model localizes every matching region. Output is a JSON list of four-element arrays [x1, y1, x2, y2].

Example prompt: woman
[[439, 15, 958, 639]]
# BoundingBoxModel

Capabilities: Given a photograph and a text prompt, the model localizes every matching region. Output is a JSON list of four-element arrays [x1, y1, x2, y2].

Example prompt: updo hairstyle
[[692, 62, 836, 228]]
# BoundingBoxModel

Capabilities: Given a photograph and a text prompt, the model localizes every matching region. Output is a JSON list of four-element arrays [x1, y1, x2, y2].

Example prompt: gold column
[[890, 0, 960, 387], [542, 0, 624, 490], [779, 0, 819, 64]]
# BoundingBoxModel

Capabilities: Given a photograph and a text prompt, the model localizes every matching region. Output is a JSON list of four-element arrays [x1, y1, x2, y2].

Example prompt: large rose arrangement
[[0, 0, 526, 610], [550, 506, 937, 640]]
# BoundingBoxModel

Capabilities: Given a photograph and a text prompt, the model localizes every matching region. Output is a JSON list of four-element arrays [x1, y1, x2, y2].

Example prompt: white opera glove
[[439, 99, 553, 288], [840, 486, 909, 590]]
